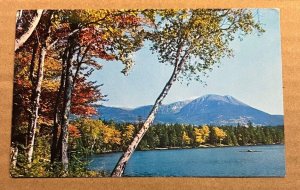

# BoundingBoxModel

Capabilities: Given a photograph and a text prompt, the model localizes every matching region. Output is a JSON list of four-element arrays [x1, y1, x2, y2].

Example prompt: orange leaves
[[71, 77, 104, 117], [113, 14, 142, 28], [79, 26, 98, 45], [15, 52, 32, 67], [78, 26, 116, 61], [13, 48, 63, 127], [69, 124, 81, 139]]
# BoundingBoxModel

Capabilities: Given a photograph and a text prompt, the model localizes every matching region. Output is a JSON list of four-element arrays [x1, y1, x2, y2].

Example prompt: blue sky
[[90, 9, 283, 115]]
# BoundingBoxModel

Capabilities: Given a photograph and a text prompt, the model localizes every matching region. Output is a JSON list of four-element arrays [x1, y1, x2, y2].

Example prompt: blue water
[[88, 145, 285, 177]]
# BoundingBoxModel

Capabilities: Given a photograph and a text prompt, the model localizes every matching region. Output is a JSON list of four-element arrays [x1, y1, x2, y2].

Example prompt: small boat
[[239, 149, 262, 152]]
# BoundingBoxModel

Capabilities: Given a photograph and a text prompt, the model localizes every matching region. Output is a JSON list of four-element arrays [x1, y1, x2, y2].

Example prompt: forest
[[12, 116, 284, 177], [11, 9, 265, 177], [73, 119, 284, 151]]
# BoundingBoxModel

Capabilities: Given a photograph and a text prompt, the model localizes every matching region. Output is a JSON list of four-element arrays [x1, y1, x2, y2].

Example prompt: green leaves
[[147, 9, 264, 82]]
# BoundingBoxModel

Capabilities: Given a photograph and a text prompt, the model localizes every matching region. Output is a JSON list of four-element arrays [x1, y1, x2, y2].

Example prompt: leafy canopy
[[148, 9, 264, 82], [52, 10, 150, 75]]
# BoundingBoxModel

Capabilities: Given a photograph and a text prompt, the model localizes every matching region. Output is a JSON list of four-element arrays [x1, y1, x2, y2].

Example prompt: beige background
[[0, 0, 299, 189]]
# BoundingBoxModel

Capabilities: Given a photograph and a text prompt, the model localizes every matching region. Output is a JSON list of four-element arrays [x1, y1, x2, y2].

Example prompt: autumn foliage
[[11, 9, 267, 177], [11, 9, 149, 176]]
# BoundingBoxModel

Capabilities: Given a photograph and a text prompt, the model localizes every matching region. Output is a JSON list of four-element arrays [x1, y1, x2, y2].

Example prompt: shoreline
[[95, 143, 284, 155]]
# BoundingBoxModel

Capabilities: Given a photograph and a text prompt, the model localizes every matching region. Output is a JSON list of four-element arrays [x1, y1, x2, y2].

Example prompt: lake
[[88, 145, 285, 177]]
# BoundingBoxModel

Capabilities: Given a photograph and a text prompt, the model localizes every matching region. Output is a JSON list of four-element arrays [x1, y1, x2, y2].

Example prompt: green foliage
[[148, 9, 264, 82], [136, 123, 284, 149], [10, 134, 107, 177]]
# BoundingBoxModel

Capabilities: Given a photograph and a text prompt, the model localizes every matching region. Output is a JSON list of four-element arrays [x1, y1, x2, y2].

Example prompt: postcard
[[11, 9, 284, 177]]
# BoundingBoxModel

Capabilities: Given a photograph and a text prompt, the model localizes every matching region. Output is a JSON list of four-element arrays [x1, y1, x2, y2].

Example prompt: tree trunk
[[29, 41, 39, 82], [55, 41, 88, 168], [26, 44, 46, 164], [50, 49, 68, 163], [111, 46, 189, 177], [26, 11, 52, 164], [50, 69, 65, 162], [10, 143, 18, 169], [15, 10, 43, 51], [60, 44, 75, 171], [91, 138, 96, 153], [16, 10, 23, 23]]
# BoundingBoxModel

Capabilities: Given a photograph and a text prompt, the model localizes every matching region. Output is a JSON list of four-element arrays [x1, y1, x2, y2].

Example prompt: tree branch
[[15, 10, 43, 51]]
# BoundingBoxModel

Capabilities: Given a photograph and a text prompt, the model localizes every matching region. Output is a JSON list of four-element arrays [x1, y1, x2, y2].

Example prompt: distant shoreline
[[96, 143, 284, 155]]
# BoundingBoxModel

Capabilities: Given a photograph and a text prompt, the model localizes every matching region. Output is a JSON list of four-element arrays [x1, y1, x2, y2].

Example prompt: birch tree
[[15, 10, 43, 51], [111, 9, 264, 177], [26, 11, 53, 164]]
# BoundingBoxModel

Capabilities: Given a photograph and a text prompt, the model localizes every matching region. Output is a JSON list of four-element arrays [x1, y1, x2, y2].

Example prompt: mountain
[[94, 94, 284, 126]]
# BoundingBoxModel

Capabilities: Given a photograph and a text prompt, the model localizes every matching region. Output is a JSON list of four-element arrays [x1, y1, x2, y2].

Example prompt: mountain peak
[[193, 94, 247, 106], [96, 94, 283, 126]]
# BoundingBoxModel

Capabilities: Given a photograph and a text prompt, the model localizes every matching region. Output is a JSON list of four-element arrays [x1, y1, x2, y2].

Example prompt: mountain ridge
[[94, 94, 283, 126]]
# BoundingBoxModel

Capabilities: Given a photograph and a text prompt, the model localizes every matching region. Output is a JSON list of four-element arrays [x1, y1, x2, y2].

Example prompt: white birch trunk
[[11, 144, 18, 169], [27, 45, 46, 164], [26, 11, 52, 164], [15, 10, 43, 51], [111, 46, 189, 177]]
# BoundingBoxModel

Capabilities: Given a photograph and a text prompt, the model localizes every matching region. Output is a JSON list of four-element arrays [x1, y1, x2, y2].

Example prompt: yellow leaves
[[121, 124, 135, 146], [74, 118, 121, 146], [182, 131, 191, 145], [101, 33, 109, 41], [42, 80, 59, 91], [194, 128, 204, 144], [213, 127, 227, 142], [41, 57, 61, 91], [44, 58, 61, 75], [202, 125, 210, 136], [107, 26, 114, 33], [123, 124, 135, 138], [102, 125, 121, 145], [84, 9, 111, 24], [194, 125, 210, 144], [75, 118, 103, 138]]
